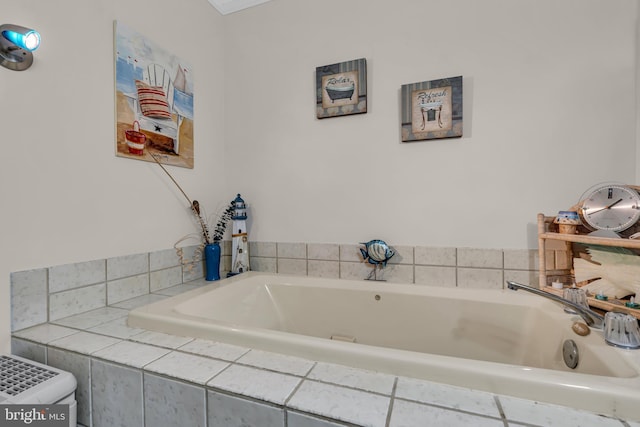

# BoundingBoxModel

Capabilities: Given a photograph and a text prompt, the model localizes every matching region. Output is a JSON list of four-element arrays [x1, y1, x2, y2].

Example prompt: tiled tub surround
[[11, 242, 544, 333], [12, 294, 638, 427], [10, 242, 627, 427]]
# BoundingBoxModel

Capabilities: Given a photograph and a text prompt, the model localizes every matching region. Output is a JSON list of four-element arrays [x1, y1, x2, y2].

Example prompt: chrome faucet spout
[[506, 281, 604, 329]]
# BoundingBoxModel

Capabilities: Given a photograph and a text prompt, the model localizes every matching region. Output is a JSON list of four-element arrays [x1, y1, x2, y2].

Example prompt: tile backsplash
[[10, 241, 539, 332]]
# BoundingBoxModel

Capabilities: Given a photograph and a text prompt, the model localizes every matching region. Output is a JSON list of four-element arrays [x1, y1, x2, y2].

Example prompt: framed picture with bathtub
[[114, 21, 195, 168], [400, 76, 463, 142], [316, 58, 367, 119]]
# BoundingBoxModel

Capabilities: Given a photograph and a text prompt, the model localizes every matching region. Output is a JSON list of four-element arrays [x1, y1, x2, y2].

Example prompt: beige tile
[[308, 260, 339, 278], [49, 284, 107, 321], [414, 247, 456, 266], [340, 244, 363, 262], [107, 273, 149, 305], [458, 248, 503, 268], [250, 257, 277, 273], [415, 266, 456, 287], [277, 242, 307, 259], [340, 262, 372, 281], [250, 241, 277, 257], [504, 270, 538, 287], [380, 264, 413, 283], [457, 268, 504, 289], [278, 258, 307, 275], [308, 243, 339, 261], [503, 249, 537, 270], [387, 245, 414, 265]]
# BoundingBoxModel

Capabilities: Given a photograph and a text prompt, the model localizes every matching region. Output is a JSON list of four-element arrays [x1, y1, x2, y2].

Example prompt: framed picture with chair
[[114, 21, 195, 168]]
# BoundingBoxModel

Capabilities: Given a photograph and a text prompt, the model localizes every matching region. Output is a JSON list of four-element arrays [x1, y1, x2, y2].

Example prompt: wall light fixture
[[0, 24, 41, 71]]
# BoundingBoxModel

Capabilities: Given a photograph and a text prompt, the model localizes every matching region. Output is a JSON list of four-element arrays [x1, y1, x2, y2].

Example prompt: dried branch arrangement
[[150, 154, 235, 268]]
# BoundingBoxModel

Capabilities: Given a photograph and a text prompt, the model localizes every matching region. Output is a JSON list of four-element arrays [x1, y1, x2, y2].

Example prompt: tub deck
[[128, 272, 640, 419]]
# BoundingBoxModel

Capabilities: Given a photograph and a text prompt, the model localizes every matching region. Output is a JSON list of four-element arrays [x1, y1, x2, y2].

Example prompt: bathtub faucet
[[506, 281, 604, 329]]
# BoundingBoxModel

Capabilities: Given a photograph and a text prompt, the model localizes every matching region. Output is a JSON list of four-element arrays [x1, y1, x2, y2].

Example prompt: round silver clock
[[580, 184, 640, 232]]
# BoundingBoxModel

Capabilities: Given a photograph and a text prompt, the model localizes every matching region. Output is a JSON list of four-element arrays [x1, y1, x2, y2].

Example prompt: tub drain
[[562, 339, 579, 369]]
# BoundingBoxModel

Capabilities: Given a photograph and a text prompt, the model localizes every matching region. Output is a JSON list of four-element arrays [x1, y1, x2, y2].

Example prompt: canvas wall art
[[316, 58, 367, 119], [114, 21, 195, 168], [401, 76, 462, 142]]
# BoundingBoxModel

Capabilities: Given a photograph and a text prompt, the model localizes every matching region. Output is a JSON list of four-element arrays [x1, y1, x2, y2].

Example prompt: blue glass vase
[[204, 242, 221, 281]]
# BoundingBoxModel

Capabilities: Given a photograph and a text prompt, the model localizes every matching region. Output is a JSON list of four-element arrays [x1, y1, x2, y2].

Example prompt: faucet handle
[[604, 312, 640, 349]]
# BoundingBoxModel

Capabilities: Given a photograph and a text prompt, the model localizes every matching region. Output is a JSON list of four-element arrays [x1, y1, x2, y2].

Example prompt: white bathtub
[[128, 272, 640, 420]]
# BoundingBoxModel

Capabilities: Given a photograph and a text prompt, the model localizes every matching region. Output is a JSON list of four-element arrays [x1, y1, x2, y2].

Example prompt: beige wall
[[224, 0, 638, 247], [0, 0, 224, 353], [1, 0, 638, 353]]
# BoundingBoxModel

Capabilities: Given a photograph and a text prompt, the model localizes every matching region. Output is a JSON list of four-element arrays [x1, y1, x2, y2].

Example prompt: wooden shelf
[[539, 231, 640, 249], [538, 212, 640, 320]]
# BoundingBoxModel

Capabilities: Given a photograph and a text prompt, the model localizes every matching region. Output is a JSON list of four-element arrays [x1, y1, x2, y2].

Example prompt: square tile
[[339, 245, 363, 262], [380, 264, 413, 283], [307, 244, 339, 261], [92, 340, 170, 368], [154, 281, 208, 297], [110, 293, 168, 310], [183, 261, 205, 282], [414, 247, 456, 266], [503, 249, 537, 271], [339, 262, 372, 281], [389, 399, 503, 427], [307, 260, 340, 278], [10, 338, 46, 364], [178, 339, 249, 361], [250, 257, 277, 273], [49, 283, 107, 321], [287, 412, 349, 427], [457, 268, 504, 289], [277, 242, 307, 259], [457, 248, 503, 269], [52, 307, 128, 329], [107, 273, 149, 305], [287, 381, 389, 427], [207, 364, 300, 405], [387, 245, 413, 265], [498, 395, 623, 427], [107, 253, 148, 281], [504, 270, 538, 287], [150, 248, 181, 271], [308, 362, 395, 395], [49, 259, 105, 293], [49, 331, 121, 354], [415, 266, 456, 287], [91, 359, 143, 427], [47, 347, 91, 425], [145, 351, 229, 384], [10, 268, 48, 331], [150, 266, 183, 292], [130, 330, 193, 348], [249, 242, 277, 258], [88, 316, 145, 339], [12, 324, 78, 344], [208, 390, 284, 427], [277, 258, 307, 275], [144, 373, 206, 427], [395, 377, 500, 417], [237, 349, 314, 376]]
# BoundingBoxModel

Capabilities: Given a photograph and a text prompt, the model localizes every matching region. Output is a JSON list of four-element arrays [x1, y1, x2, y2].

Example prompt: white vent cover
[[0, 354, 76, 405]]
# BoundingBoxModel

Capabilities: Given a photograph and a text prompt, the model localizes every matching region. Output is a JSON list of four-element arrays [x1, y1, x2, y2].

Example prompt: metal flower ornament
[[360, 239, 395, 281]]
